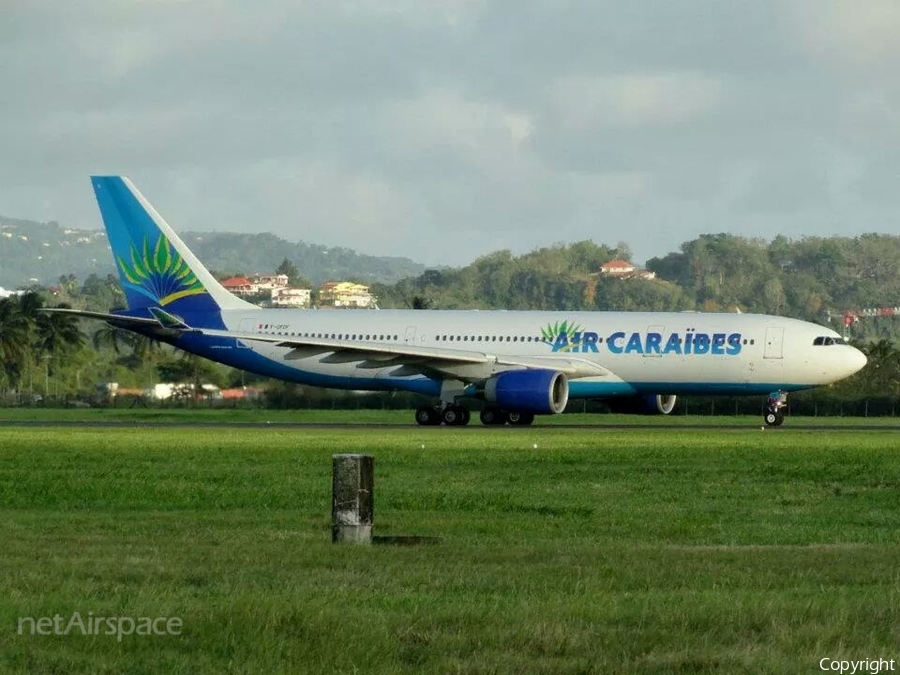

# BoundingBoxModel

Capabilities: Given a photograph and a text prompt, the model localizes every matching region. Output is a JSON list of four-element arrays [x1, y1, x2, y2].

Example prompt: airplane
[[47, 176, 868, 427]]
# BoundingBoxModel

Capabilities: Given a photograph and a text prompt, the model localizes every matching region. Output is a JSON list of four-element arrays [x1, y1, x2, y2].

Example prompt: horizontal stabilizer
[[39, 307, 198, 333], [40, 307, 161, 327]]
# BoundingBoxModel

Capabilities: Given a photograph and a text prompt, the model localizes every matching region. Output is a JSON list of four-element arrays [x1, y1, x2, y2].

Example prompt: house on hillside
[[318, 281, 377, 308], [251, 272, 289, 292], [221, 276, 257, 296], [271, 287, 312, 308], [599, 259, 656, 280], [599, 259, 635, 276], [221, 272, 312, 305]]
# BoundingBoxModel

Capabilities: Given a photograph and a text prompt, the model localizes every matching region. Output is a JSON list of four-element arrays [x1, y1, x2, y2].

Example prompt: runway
[[3, 420, 900, 431]]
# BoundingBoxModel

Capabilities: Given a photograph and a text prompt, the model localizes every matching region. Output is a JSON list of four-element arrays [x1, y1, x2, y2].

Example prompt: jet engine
[[484, 369, 569, 414], [607, 394, 677, 415]]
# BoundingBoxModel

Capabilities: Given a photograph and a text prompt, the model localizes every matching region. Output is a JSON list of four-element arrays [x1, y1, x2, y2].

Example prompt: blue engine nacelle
[[607, 394, 678, 415], [484, 369, 569, 414]]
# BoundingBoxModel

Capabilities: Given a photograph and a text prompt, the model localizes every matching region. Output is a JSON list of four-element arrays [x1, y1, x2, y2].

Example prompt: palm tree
[[92, 324, 131, 355], [128, 332, 162, 362], [0, 297, 30, 392], [14, 291, 45, 335], [34, 307, 85, 365], [30, 300, 85, 399]]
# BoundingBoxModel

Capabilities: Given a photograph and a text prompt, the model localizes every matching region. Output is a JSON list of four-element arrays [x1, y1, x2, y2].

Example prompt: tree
[[614, 241, 633, 263], [157, 351, 226, 391], [0, 297, 30, 391], [861, 339, 900, 400], [92, 325, 130, 355], [0, 293, 85, 396], [275, 257, 312, 288], [34, 306, 85, 371]]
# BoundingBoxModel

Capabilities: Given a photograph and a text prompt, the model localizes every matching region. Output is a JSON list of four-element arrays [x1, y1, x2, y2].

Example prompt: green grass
[[2, 426, 900, 673]]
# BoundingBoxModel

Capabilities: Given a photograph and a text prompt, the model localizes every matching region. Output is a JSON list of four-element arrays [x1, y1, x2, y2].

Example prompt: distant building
[[318, 281, 377, 308], [220, 387, 263, 401], [599, 259, 656, 281], [599, 259, 635, 276], [271, 287, 311, 308], [221, 272, 313, 304], [221, 276, 256, 296], [142, 382, 222, 401], [252, 273, 289, 288]]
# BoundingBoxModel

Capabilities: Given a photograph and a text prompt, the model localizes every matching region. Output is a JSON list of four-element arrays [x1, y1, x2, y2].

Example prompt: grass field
[[2, 423, 900, 673]]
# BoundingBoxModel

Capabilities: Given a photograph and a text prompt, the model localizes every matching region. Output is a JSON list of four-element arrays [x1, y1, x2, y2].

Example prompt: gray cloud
[[1, 0, 898, 267]]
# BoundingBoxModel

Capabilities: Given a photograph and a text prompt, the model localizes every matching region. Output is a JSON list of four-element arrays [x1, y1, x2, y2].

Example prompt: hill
[[0, 217, 424, 288], [372, 234, 900, 343]]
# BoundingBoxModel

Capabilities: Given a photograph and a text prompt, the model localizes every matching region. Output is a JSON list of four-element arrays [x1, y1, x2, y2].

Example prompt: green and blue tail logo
[[116, 235, 206, 307]]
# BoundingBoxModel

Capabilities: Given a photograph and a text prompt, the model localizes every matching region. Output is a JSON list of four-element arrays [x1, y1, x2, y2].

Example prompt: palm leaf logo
[[116, 235, 207, 306], [540, 319, 584, 351]]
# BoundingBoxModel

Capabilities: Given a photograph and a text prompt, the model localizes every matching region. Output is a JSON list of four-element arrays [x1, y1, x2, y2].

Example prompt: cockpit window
[[813, 336, 847, 346]]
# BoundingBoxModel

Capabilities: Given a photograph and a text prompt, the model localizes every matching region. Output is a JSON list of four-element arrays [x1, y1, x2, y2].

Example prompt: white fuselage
[[171, 308, 867, 400]]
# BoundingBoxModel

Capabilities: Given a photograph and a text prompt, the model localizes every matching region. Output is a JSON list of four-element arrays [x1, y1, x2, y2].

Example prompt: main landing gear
[[414, 404, 469, 426], [414, 405, 534, 426], [479, 408, 535, 426], [764, 391, 787, 427]]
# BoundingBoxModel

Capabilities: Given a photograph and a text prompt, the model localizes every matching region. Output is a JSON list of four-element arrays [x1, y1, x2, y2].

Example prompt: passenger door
[[764, 326, 784, 359], [237, 317, 257, 349]]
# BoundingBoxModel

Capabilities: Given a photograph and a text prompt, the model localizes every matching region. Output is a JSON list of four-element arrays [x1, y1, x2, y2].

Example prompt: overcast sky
[[2, 0, 898, 267]]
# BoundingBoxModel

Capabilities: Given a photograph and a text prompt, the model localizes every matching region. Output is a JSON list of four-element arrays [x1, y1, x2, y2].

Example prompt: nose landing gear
[[764, 391, 787, 427]]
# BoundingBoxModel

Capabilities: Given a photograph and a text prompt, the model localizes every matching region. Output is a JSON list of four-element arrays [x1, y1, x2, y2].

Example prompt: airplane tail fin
[[90, 176, 254, 318]]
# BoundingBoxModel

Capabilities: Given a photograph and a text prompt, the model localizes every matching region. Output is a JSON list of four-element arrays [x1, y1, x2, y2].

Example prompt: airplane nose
[[847, 346, 867, 376]]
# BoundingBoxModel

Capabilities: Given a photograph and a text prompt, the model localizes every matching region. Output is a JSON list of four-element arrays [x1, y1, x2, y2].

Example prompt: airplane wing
[[199, 328, 611, 380]]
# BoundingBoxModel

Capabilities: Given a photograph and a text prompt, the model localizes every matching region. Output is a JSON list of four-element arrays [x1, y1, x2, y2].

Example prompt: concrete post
[[332, 454, 374, 544]]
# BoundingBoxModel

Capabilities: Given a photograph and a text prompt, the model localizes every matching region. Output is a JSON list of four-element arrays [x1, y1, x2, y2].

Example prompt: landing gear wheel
[[507, 412, 535, 426], [480, 408, 508, 426], [763, 391, 787, 427], [764, 410, 784, 427], [442, 405, 470, 426], [415, 406, 440, 426]]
